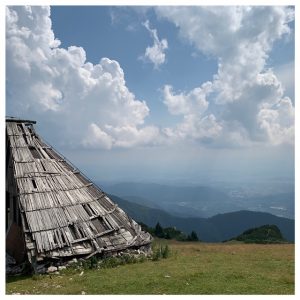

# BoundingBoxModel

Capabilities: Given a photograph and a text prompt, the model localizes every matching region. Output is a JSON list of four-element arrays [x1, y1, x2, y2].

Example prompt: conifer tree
[[154, 222, 164, 238]]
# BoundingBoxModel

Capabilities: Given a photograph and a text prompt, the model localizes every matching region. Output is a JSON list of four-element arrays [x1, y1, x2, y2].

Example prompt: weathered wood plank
[[7, 119, 152, 263]]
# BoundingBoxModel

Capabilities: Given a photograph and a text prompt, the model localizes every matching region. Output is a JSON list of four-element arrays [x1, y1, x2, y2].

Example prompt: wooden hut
[[6, 118, 152, 271]]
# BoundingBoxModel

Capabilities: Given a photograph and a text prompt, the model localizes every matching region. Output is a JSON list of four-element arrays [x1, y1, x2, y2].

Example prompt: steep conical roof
[[6, 118, 152, 264]]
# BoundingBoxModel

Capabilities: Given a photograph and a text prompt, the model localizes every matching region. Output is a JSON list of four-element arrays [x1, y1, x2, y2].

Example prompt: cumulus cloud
[[258, 97, 294, 145], [161, 82, 222, 142], [274, 61, 295, 101], [164, 114, 222, 143], [82, 123, 114, 150], [156, 6, 294, 146], [140, 20, 168, 69], [6, 6, 294, 150], [82, 123, 162, 149], [163, 83, 211, 116], [6, 6, 159, 149]]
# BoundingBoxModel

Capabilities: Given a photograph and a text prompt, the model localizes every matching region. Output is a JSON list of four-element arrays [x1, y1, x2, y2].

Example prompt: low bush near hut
[[66, 245, 171, 271]]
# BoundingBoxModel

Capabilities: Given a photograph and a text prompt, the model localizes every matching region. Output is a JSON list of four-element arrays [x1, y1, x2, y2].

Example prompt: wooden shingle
[[6, 119, 152, 264]]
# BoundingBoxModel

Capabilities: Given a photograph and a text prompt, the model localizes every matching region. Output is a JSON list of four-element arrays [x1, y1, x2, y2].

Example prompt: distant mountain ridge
[[109, 194, 294, 242], [104, 182, 235, 218], [102, 182, 294, 219]]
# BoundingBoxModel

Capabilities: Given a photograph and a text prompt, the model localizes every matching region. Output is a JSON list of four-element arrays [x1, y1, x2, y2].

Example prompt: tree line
[[139, 222, 200, 242]]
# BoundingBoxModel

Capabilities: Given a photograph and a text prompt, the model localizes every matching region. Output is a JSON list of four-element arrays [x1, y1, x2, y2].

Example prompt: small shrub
[[81, 256, 98, 269], [32, 274, 42, 281], [151, 244, 171, 261], [96, 253, 144, 269], [152, 247, 161, 261], [162, 245, 170, 258], [100, 257, 120, 269], [138, 255, 147, 263], [90, 256, 98, 268], [119, 254, 137, 265]]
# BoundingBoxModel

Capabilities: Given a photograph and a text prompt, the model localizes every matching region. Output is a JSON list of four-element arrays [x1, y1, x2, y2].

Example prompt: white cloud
[[6, 6, 157, 149], [163, 113, 222, 144], [82, 123, 114, 150], [163, 82, 211, 116], [161, 82, 222, 143], [6, 6, 295, 150], [82, 123, 161, 149], [274, 61, 295, 101], [258, 97, 294, 145], [104, 124, 161, 148], [156, 6, 295, 146], [141, 20, 168, 69]]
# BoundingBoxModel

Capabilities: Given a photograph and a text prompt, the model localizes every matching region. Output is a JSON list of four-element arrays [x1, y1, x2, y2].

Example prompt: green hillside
[[6, 240, 294, 295], [228, 224, 286, 244]]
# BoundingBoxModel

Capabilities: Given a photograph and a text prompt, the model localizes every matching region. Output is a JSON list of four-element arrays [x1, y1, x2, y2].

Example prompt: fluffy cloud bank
[[6, 6, 158, 149], [6, 6, 294, 150], [156, 6, 294, 146]]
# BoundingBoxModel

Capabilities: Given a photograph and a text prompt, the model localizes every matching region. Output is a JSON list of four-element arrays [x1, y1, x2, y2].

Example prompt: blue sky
[[50, 6, 220, 127], [6, 5, 295, 183]]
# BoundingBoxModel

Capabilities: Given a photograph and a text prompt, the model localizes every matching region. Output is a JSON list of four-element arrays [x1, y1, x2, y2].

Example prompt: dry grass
[[6, 240, 294, 295]]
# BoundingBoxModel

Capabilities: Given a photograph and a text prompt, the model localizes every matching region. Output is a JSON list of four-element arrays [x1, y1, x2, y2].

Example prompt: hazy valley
[[100, 180, 294, 219]]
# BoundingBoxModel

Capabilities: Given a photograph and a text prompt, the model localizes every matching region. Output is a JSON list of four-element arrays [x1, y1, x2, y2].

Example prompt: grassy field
[[6, 240, 294, 295]]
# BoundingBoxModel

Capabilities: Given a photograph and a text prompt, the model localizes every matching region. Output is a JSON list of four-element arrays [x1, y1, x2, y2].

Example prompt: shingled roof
[[6, 118, 152, 266]]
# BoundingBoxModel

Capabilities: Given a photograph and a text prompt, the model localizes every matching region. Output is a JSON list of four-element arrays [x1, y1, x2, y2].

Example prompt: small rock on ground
[[47, 266, 57, 273]]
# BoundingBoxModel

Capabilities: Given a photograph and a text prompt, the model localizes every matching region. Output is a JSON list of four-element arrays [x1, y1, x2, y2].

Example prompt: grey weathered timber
[[6, 118, 152, 266]]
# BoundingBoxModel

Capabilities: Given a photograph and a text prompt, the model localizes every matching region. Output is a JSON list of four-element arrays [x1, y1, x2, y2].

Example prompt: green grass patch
[[6, 240, 294, 295]]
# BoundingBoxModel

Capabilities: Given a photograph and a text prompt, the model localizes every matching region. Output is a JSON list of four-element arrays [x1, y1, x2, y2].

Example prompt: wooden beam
[[6, 118, 36, 124]]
